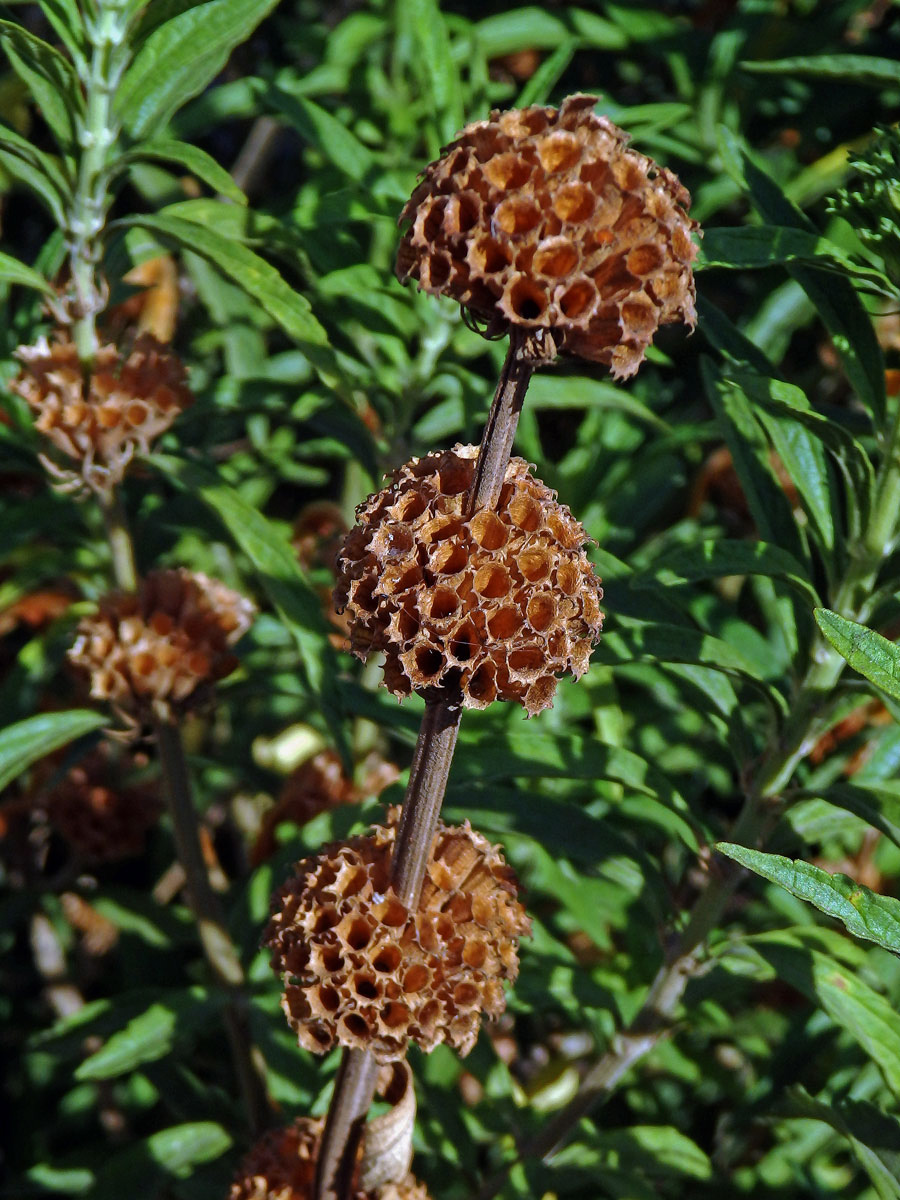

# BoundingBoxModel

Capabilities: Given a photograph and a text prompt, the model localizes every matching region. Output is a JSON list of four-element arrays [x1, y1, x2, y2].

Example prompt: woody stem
[[316, 327, 540, 1200]]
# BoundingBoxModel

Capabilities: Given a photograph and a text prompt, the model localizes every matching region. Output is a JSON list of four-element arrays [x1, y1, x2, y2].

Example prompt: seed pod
[[335, 444, 602, 716], [68, 569, 255, 724], [44, 748, 160, 863], [227, 1116, 432, 1200], [396, 93, 697, 378], [11, 332, 193, 492], [265, 812, 530, 1061]]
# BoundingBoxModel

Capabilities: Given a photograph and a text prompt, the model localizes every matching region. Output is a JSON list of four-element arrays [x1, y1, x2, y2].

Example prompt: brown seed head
[[228, 1117, 431, 1200], [11, 332, 193, 491], [44, 748, 161, 863], [264, 812, 530, 1061], [334, 445, 603, 716], [396, 93, 697, 378], [68, 569, 255, 723]]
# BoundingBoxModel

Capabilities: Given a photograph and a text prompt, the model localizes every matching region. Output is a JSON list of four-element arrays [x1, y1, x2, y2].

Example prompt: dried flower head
[[265, 812, 530, 1061], [68, 569, 255, 723], [11, 332, 193, 492], [396, 93, 697, 378], [228, 1117, 431, 1200], [335, 444, 602, 716], [44, 748, 161, 863]]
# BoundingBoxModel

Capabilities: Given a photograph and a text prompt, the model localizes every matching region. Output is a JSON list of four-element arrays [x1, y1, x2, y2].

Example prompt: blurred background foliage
[[4, 0, 900, 1198]]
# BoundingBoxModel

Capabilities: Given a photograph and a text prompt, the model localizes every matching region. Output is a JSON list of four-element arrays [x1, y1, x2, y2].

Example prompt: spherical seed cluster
[[68, 569, 255, 722], [335, 445, 603, 717], [396, 93, 697, 378], [265, 813, 530, 1061], [228, 1118, 430, 1200], [45, 749, 161, 863], [11, 332, 193, 491]]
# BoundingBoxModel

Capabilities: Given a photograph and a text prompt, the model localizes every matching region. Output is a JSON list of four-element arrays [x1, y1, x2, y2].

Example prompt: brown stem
[[314, 1049, 382, 1200], [390, 690, 463, 908], [154, 719, 272, 1136], [315, 325, 542, 1199], [97, 487, 137, 592], [465, 327, 537, 518]]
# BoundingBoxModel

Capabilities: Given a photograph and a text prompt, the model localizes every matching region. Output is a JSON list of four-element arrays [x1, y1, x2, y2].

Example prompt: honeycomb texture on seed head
[[335, 444, 603, 716], [396, 93, 697, 378], [264, 813, 530, 1061]]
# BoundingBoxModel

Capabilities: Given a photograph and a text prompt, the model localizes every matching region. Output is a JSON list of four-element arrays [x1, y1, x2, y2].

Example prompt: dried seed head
[[11, 332, 193, 492], [265, 812, 530, 1061], [396, 93, 697, 378], [228, 1117, 431, 1200], [335, 445, 603, 716], [68, 569, 255, 723], [44, 748, 161, 863]]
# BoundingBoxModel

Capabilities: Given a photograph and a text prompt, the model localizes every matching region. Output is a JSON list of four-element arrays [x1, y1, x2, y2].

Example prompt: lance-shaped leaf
[[718, 843, 900, 955], [815, 609, 900, 704], [0, 711, 105, 792]]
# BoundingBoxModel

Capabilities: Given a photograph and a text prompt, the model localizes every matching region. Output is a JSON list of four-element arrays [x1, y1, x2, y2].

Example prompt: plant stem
[[467, 372, 900, 1200], [68, 1, 131, 361], [97, 488, 137, 591], [314, 1049, 382, 1200], [155, 719, 271, 1136], [466, 327, 537, 517], [390, 690, 463, 908], [317, 324, 544, 1200]]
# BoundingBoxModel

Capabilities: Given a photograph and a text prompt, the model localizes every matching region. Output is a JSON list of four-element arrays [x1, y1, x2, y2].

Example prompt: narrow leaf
[[718, 843, 900, 955], [716, 125, 885, 424], [0, 21, 82, 150], [0, 711, 105, 792], [633, 540, 819, 606], [118, 137, 247, 203], [815, 609, 900, 704], [0, 251, 55, 295], [121, 211, 341, 388], [267, 88, 374, 182], [742, 55, 900, 89], [116, 0, 280, 137]]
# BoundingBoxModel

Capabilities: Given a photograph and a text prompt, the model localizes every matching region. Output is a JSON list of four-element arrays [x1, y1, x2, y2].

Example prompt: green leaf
[[402, 0, 464, 142], [717, 843, 900, 955], [473, 8, 569, 56], [93, 1121, 231, 1193], [120, 210, 341, 389], [36, 0, 87, 71], [517, 38, 579, 108], [0, 710, 105, 792], [632, 540, 819, 607], [267, 88, 375, 182], [590, 1126, 712, 1179], [0, 21, 82, 151], [741, 55, 900, 89], [702, 360, 807, 563], [117, 137, 247, 203], [815, 609, 900, 704], [0, 122, 70, 219], [0, 250, 55, 294], [115, 0, 280, 137], [808, 781, 900, 852], [700, 225, 893, 293], [75, 988, 223, 1080], [750, 939, 900, 1097], [716, 125, 885, 425], [526, 372, 669, 429], [785, 1089, 900, 1200], [150, 454, 345, 750]]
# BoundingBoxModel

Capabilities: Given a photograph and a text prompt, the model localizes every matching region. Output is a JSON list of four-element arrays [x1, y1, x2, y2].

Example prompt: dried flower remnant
[[228, 1116, 431, 1200], [44, 748, 161, 863], [335, 444, 603, 716], [396, 93, 697, 378], [265, 812, 530, 1061], [11, 332, 193, 492], [68, 569, 255, 724]]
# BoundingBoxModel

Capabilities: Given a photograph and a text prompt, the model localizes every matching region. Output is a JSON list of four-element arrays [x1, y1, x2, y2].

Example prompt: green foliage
[[4, 2, 900, 1199]]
